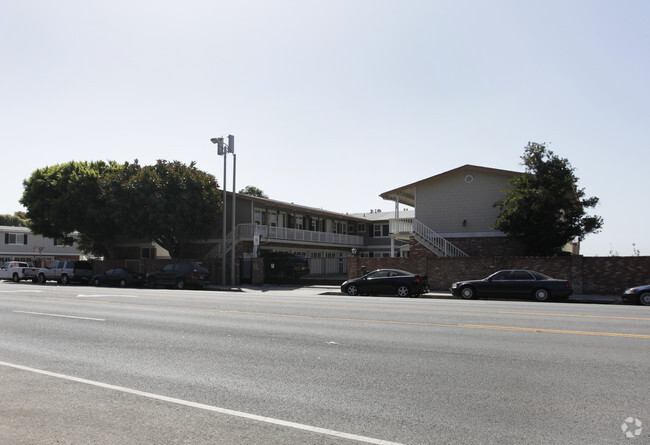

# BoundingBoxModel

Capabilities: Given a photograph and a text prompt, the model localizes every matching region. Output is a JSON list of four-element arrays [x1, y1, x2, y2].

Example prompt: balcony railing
[[237, 224, 363, 246], [389, 218, 414, 235]]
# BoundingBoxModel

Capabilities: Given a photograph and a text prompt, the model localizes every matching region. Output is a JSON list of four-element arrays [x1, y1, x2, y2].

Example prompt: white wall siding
[[415, 170, 512, 233]]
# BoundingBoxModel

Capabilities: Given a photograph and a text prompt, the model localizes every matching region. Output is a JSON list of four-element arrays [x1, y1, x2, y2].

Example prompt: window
[[490, 271, 509, 280], [295, 216, 303, 230], [510, 271, 533, 280], [357, 223, 366, 233], [269, 212, 277, 227], [53, 238, 72, 247], [254, 209, 265, 225], [5, 233, 27, 245], [371, 224, 389, 238]]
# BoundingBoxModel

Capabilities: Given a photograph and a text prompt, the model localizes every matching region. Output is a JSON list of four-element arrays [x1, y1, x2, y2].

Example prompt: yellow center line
[[39, 296, 650, 339]]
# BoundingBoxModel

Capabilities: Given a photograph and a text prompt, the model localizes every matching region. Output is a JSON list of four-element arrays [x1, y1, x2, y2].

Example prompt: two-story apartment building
[[103, 164, 531, 283], [218, 193, 410, 282], [108, 192, 409, 283], [379, 165, 525, 257], [0, 225, 85, 267]]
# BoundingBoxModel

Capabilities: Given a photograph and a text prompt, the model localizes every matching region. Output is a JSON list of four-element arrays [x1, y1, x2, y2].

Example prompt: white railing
[[389, 218, 468, 257], [238, 224, 363, 246], [413, 219, 468, 257], [389, 218, 414, 234]]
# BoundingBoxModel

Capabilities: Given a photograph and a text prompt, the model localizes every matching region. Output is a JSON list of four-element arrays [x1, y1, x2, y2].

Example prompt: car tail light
[[565, 282, 571, 288], [414, 277, 421, 283]]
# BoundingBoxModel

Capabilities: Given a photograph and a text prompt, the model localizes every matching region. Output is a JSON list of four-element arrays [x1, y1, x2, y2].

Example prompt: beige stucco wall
[[415, 169, 514, 234]]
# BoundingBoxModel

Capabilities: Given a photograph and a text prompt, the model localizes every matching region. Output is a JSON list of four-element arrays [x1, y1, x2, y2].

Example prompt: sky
[[1, 0, 648, 257]]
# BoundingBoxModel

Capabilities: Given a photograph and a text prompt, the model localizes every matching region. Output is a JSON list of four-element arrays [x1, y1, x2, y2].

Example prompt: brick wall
[[347, 252, 650, 295], [449, 236, 526, 257]]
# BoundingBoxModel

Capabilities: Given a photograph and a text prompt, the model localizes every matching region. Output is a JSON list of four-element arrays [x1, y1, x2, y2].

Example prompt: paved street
[[1, 282, 649, 444]]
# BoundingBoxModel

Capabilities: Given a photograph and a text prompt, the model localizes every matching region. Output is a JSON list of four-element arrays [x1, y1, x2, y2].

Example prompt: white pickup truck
[[0, 261, 40, 282]]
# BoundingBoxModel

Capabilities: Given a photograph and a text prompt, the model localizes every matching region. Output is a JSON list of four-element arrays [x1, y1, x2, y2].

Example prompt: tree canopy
[[21, 160, 222, 258], [493, 142, 603, 256], [238, 185, 268, 199], [103, 160, 222, 258], [20, 161, 122, 256], [0, 212, 29, 227]]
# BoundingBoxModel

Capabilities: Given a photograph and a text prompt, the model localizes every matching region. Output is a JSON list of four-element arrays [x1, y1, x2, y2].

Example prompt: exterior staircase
[[390, 218, 468, 257]]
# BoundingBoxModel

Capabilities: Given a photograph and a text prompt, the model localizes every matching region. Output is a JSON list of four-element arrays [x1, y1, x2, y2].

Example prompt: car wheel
[[148, 277, 157, 288], [12, 273, 20, 283], [534, 288, 550, 302], [347, 284, 359, 296], [639, 291, 650, 306], [119, 278, 127, 288], [93, 278, 101, 287], [37, 274, 46, 284], [60, 274, 69, 285], [396, 285, 410, 298], [176, 279, 185, 289], [460, 286, 476, 300]]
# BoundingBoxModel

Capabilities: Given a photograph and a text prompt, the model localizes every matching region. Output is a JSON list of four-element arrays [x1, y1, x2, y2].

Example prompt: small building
[[0, 225, 85, 267]]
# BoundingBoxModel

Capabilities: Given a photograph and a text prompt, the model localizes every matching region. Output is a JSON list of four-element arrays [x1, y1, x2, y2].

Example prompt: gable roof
[[379, 164, 522, 207]]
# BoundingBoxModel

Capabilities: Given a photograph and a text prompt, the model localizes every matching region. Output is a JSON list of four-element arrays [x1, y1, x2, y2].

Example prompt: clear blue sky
[[1, 1, 648, 257]]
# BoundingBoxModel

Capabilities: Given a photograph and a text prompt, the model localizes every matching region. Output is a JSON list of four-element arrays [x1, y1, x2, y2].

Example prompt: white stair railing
[[413, 220, 468, 257]]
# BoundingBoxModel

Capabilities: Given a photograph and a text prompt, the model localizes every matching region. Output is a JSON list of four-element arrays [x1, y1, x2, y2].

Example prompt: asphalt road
[[1, 282, 649, 444]]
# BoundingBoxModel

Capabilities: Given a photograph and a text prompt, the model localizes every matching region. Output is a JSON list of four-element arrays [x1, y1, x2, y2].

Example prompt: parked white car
[[0, 261, 39, 282]]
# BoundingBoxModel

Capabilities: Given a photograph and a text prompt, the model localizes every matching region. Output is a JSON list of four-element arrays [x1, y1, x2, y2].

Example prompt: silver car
[[36, 260, 94, 284]]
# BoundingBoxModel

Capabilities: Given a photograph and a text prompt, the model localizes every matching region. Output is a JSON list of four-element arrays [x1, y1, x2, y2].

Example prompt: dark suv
[[147, 262, 210, 289]]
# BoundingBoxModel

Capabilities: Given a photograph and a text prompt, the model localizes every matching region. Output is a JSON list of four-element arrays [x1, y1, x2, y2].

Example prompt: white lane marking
[[12, 311, 106, 321], [76, 294, 137, 298], [0, 360, 403, 445], [0, 290, 43, 293]]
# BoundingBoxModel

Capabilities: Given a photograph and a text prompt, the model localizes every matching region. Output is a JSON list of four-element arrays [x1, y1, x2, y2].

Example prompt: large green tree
[[20, 161, 122, 257], [21, 160, 222, 259], [103, 160, 222, 258], [494, 142, 603, 256]]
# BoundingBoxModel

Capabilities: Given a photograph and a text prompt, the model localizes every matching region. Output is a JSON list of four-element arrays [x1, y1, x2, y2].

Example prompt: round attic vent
[[465, 175, 474, 183]]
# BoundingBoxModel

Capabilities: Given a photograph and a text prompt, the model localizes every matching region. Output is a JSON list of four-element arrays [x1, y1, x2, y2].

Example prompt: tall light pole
[[211, 135, 235, 286], [230, 135, 236, 285]]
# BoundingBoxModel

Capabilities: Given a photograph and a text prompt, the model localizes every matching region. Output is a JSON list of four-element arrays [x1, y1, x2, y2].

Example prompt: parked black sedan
[[92, 268, 145, 288], [341, 269, 429, 298], [450, 269, 573, 302], [622, 284, 650, 306]]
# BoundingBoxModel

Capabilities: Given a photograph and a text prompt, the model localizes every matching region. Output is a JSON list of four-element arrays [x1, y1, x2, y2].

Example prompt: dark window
[[510, 271, 533, 280]]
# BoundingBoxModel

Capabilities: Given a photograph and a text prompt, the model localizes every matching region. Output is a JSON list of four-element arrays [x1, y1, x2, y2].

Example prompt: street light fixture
[[211, 135, 235, 285]]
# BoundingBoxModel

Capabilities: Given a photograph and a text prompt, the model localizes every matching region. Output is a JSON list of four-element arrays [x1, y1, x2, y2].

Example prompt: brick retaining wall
[[347, 254, 650, 295]]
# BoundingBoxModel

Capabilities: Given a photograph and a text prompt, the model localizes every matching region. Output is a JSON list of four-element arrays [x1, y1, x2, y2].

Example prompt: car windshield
[[487, 271, 509, 280]]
